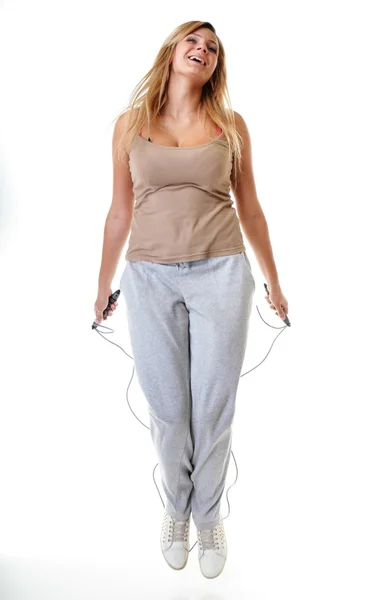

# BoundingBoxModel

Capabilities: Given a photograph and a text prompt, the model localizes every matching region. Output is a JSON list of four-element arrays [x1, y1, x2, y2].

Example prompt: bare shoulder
[[233, 110, 250, 135], [113, 107, 140, 156]]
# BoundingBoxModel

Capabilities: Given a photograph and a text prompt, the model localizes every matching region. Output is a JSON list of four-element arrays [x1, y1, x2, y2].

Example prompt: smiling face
[[171, 27, 219, 84]]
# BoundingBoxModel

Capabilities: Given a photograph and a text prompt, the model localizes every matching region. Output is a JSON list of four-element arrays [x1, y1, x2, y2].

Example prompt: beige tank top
[[125, 124, 246, 263]]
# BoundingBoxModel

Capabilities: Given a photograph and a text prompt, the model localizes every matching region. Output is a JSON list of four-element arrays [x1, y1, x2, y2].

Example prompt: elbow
[[240, 211, 267, 225], [107, 208, 133, 223]]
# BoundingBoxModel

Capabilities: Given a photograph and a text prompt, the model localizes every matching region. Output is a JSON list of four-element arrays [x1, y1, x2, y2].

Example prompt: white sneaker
[[160, 511, 190, 570], [197, 519, 227, 578]]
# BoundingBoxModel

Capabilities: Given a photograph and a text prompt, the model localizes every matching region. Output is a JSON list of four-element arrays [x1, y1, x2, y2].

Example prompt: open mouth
[[187, 55, 205, 66]]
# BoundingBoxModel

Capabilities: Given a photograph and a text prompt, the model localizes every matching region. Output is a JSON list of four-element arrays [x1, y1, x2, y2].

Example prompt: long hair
[[112, 20, 243, 185]]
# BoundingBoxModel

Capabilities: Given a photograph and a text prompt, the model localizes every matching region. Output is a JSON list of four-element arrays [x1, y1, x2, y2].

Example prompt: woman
[[94, 20, 288, 579]]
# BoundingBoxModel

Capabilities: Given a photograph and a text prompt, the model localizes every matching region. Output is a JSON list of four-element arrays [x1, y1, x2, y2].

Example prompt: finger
[[277, 306, 286, 318]]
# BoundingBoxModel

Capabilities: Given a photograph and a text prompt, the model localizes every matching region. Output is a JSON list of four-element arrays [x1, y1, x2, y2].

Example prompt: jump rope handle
[[264, 283, 291, 326], [92, 286, 291, 328], [92, 289, 121, 329]]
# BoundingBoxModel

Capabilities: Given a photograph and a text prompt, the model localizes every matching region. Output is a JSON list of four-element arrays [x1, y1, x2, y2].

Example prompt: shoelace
[[198, 522, 226, 551], [198, 528, 216, 550], [163, 514, 190, 543]]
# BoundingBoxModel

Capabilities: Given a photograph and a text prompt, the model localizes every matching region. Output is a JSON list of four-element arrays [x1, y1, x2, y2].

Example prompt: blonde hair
[[112, 20, 243, 185]]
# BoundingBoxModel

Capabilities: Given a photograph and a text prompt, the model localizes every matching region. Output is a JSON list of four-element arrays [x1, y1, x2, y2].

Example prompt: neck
[[160, 76, 204, 121]]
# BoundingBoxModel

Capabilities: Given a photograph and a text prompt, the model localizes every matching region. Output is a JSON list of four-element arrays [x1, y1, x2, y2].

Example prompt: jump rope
[[92, 279, 290, 553]]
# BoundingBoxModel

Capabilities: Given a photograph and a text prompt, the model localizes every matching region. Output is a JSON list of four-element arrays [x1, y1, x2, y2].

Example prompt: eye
[[186, 37, 217, 53]]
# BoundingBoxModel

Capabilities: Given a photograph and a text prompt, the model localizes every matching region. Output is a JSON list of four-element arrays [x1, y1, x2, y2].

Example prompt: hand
[[265, 284, 289, 321], [94, 287, 119, 324]]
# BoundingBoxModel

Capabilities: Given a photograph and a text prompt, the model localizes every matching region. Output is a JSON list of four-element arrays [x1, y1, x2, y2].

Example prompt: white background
[[1, 1, 381, 599]]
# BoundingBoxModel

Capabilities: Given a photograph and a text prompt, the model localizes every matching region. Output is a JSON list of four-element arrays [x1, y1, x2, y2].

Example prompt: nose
[[196, 43, 208, 54]]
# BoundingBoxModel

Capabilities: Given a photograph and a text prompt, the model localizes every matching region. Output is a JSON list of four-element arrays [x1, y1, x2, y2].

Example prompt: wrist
[[98, 279, 112, 292]]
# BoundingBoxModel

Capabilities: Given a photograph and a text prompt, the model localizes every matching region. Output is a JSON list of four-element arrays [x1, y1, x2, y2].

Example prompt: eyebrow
[[187, 33, 218, 47]]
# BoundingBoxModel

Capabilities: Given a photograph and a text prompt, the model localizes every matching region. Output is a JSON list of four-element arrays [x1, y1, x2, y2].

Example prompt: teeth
[[188, 55, 204, 65]]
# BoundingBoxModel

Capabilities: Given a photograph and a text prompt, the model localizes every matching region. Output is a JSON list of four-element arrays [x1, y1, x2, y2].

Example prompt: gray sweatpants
[[119, 251, 255, 530]]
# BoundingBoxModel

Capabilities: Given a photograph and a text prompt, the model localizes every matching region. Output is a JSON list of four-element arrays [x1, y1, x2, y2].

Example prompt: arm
[[231, 111, 281, 290], [98, 113, 135, 290]]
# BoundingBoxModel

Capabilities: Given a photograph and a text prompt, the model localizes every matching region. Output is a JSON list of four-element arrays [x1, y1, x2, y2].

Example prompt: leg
[[181, 252, 255, 530], [119, 260, 194, 521]]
